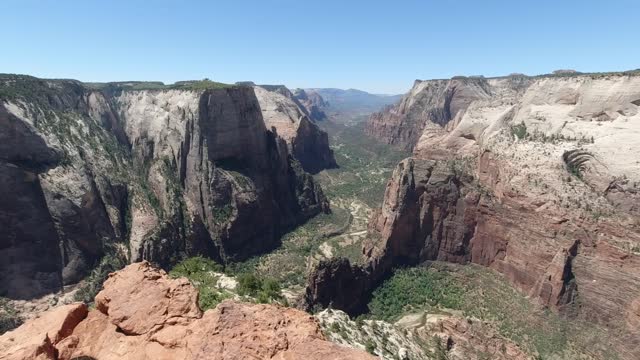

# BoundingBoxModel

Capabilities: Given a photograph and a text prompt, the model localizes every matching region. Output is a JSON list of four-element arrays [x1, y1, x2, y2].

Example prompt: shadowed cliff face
[[293, 88, 328, 121], [0, 75, 329, 299], [254, 85, 336, 174], [0, 79, 122, 299], [0, 163, 63, 298]]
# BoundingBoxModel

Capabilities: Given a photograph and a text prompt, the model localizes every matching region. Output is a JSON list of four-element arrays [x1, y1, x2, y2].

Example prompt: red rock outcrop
[[0, 303, 87, 360], [0, 262, 375, 360]]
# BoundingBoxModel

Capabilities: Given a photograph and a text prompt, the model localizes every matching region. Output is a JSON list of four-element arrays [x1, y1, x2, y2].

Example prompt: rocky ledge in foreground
[[0, 262, 374, 360]]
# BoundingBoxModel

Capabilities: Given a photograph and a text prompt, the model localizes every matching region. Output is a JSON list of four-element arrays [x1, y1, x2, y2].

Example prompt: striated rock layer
[[366, 76, 496, 151], [0, 262, 374, 360], [309, 72, 640, 359], [0, 75, 329, 299]]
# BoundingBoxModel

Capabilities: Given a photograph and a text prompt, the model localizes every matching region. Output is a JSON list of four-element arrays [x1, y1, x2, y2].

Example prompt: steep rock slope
[[309, 72, 640, 359], [0, 75, 328, 299], [254, 85, 336, 173], [0, 104, 65, 299], [0, 78, 131, 299], [366, 76, 512, 150], [293, 88, 328, 121], [0, 262, 374, 360]]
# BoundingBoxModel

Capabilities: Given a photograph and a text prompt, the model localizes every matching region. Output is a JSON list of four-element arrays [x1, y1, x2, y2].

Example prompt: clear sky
[[1, 0, 638, 94]]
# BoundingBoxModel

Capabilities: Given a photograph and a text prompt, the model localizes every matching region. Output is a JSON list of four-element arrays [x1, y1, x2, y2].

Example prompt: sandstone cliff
[[365, 76, 507, 150], [0, 75, 329, 300], [0, 262, 374, 360], [254, 85, 336, 173], [309, 72, 640, 359], [293, 88, 328, 121]]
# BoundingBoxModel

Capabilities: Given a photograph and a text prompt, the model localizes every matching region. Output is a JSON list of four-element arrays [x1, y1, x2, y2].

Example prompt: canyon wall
[[365, 76, 528, 151], [309, 72, 640, 359], [0, 75, 329, 299], [293, 88, 328, 121], [254, 85, 336, 173]]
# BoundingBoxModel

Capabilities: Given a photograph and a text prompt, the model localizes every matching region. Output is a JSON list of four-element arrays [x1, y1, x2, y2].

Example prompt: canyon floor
[[223, 120, 410, 297]]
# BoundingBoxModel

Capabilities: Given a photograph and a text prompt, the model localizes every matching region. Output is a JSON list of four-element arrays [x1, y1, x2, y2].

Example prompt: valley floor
[[224, 121, 409, 297]]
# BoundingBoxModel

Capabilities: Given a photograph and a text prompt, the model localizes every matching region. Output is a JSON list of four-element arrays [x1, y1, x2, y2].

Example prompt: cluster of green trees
[[236, 273, 283, 304], [367, 267, 465, 321], [510, 122, 528, 140], [170, 256, 228, 310], [170, 256, 283, 310], [0, 298, 22, 334]]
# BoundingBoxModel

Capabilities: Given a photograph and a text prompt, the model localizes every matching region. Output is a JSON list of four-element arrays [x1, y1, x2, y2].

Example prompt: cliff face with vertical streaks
[[254, 85, 336, 173], [0, 75, 329, 300]]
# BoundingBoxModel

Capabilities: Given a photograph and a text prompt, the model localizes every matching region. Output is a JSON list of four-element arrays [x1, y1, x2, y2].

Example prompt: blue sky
[[1, 0, 638, 94]]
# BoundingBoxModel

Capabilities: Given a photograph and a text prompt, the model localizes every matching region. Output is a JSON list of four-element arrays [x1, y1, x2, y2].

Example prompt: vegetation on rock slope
[[74, 245, 128, 304], [83, 78, 235, 92], [169, 256, 284, 310], [0, 298, 22, 335], [364, 262, 620, 360]]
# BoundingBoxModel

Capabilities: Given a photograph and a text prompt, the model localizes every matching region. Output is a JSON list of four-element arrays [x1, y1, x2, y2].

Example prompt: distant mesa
[[553, 69, 581, 75]]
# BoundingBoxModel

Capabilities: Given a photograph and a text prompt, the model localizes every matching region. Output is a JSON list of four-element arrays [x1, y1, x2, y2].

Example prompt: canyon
[[301, 88, 401, 125], [3, 70, 640, 360]]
